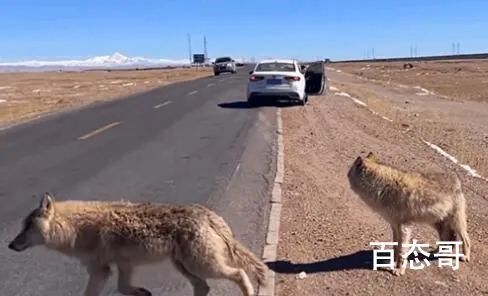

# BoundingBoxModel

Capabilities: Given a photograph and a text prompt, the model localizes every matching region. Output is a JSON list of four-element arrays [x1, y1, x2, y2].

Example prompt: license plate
[[267, 79, 282, 85]]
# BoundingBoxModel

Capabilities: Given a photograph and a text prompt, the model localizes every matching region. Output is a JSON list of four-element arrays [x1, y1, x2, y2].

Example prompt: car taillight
[[285, 76, 300, 81], [249, 75, 264, 81]]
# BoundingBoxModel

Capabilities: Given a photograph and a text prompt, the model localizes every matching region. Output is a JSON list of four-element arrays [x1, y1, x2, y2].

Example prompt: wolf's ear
[[365, 152, 377, 161], [39, 192, 54, 212], [353, 156, 363, 167]]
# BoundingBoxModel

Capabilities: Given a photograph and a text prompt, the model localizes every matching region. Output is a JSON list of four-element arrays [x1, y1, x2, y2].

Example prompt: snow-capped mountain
[[0, 52, 192, 71]]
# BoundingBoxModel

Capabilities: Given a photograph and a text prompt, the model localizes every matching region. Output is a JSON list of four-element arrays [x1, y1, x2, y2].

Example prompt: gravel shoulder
[[271, 75, 488, 295]]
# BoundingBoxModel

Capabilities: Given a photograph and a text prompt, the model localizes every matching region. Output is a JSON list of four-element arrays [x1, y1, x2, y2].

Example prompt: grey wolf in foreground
[[347, 152, 471, 276], [8, 193, 267, 296]]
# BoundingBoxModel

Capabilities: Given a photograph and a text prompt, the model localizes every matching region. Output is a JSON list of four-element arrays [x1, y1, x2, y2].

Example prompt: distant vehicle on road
[[213, 56, 237, 76], [246, 59, 326, 106]]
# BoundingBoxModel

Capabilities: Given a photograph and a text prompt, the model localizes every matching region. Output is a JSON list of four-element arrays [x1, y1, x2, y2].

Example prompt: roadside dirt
[[328, 62, 488, 179], [0, 67, 211, 128], [271, 70, 488, 295], [331, 59, 488, 102]]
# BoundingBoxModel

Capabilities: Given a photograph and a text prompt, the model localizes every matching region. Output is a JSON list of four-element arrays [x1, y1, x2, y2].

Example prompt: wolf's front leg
[[392, 225, 411, 276], [117, 263, 152, 296], [84, 265, 112, 296]]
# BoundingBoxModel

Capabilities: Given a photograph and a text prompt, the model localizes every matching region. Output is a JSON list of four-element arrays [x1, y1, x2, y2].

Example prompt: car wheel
[[248, 96, 257, 107], [296, 94, 307, 106], [214, 72, 220, 76]]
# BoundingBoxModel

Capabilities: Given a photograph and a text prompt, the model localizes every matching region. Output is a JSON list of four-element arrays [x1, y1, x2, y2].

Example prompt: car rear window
[[215, 57, 232, 63], [255, 62, 296, 72]]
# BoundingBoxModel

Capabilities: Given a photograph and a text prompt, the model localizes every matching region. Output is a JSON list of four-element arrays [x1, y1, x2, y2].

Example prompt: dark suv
[[213, 56, 237, 76]]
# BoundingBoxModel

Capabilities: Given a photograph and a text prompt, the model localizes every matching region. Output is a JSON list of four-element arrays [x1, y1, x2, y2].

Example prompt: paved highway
[[0, 66, 277, 295]]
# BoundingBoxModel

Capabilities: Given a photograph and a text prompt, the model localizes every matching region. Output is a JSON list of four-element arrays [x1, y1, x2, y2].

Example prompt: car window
[[215, 57, 232, 63], [255, 62, 296, 72]]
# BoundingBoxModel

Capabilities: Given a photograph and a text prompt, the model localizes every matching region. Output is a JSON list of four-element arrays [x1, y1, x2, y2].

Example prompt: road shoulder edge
[[258, 108, 284, 296]]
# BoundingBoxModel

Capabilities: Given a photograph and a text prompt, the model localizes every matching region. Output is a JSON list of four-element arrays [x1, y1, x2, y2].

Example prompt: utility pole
[[372, 48, 375, 59], [456, 42, 460, 54], [203, 35, 208, 62], [414, 45, 417, 57], [187, 33, 192, 65]]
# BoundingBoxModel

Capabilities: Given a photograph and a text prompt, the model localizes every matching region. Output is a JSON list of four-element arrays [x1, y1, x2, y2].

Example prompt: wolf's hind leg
[[172, 259, 210, 296], [84, 264, 112, 296], [178, 253, 254, 296], [116, 263, 152, 296]]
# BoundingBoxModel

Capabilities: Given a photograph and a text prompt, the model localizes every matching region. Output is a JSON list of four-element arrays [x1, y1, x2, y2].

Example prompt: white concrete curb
[[258, 108, 284, 296]]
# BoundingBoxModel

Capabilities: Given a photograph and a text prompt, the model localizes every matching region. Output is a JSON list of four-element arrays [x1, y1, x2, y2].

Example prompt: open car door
[[304, 61, 327, 95]]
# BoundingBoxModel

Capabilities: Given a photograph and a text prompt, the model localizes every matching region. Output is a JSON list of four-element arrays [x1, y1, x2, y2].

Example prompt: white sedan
[[247, 59, 308, 106]]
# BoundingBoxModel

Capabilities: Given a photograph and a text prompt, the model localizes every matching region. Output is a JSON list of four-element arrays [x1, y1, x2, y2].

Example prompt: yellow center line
[[78, 121, 121, 140]]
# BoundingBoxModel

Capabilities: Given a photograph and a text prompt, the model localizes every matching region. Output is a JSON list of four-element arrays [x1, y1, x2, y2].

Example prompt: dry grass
[[416, 123, 488, 175], [329, 60, 488, 177], [332, 82, 401, 121], [0, 67, 212, 127], [336, 81, 488, 177], [332, 59, 488, 102]]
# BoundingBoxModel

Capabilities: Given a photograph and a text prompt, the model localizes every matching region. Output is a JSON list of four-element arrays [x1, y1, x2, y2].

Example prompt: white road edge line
[[207, 83, 215, 88], [153, 101, 172, 109], [225, 162, 241, 192], [188, 90, 198, 96], [258, 108, 284, 296], [78, 121, 121, 140]]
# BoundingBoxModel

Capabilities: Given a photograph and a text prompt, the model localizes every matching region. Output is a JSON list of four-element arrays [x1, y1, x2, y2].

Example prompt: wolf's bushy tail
[[207, 212, 268, 285], [230, 238, 268, 285]]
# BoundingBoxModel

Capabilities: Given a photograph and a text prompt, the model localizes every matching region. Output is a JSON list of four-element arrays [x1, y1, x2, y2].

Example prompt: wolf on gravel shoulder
[[7, 193, 267, 296], [347, 152, 471, 276]]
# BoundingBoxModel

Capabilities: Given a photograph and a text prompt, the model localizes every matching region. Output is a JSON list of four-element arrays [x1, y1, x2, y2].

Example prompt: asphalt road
[[0, 66, 277, 295]]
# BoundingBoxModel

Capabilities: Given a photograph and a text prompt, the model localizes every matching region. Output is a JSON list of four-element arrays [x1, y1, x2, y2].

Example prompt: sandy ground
[[272, 61, 488, 295], [0, 67, 212, 128], [331, 59, 488, 102], [329, 60, 488, 178]]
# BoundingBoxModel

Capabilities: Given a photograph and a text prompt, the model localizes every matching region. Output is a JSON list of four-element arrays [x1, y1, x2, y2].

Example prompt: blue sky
[[1, 0, 488, 62]]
